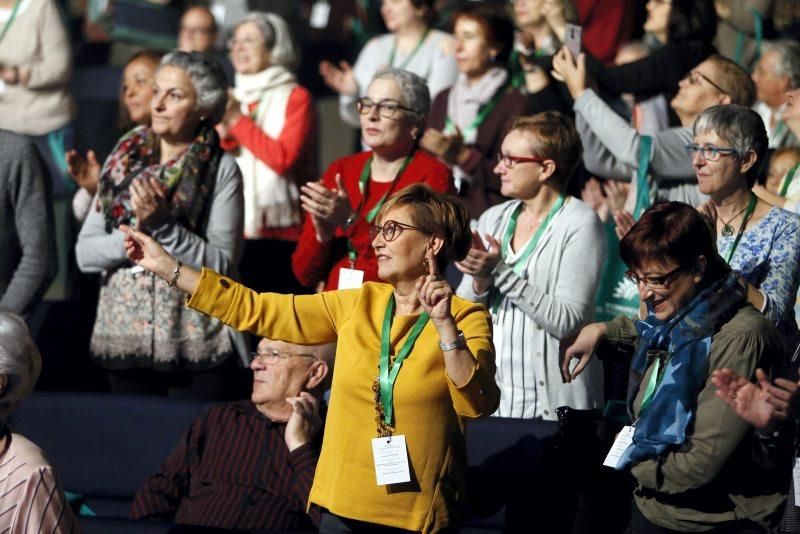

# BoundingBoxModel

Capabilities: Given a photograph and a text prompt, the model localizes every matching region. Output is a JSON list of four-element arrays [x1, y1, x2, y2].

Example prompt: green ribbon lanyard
[[779, 162, 800, 197], [723, 194, 758, 264], [0, 0, 21, 46], [345, 154, 413, 265], [634, 136, 653, 218], [490, 195, 565, 313], [639, 354, 665, 415], [388, 29, 430, 70], [444, 83, 508, 140], [379, 295, 430, 429]]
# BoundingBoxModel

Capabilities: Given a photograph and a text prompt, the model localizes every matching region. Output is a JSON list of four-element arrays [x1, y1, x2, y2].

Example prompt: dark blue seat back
[[10, 392, 205, 501]]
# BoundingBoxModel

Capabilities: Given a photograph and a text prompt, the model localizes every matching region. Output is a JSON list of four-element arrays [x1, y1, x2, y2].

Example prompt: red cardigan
[[291, 150, 453, 290], [220, 86, 317, 241]]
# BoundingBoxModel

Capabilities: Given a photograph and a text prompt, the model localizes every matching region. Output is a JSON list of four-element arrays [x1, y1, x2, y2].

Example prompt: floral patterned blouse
[[719, 206, 800, 344]]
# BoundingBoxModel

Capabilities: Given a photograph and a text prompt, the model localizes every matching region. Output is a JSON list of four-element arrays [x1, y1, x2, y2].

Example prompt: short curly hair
[[158, 51, 228, 125]]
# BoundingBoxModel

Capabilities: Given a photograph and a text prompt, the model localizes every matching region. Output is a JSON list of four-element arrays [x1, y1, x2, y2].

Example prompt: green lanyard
[[490, 196, 565, 312], [346, 154, 413, 265], [723, 194, 757, 264], [379, 295, 429, 428], [639, 353, 667, 415], [0, 0, 21, 46], [734, 8, 763, 66], [444, 83, 508, 141], [388, 29, 430, 70], [779, 162, 800, 197], [634, 136, 653, 218]]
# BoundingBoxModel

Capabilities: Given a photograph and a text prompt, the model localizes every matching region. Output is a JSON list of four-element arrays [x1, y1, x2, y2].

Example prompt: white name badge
[[338, 267, 364, 289], [0, 79, 6, 94], [309, 0, 331, 29], [793, 457, 800, 506], [603, 425, 635, 468], [371, 435, 411, 485]]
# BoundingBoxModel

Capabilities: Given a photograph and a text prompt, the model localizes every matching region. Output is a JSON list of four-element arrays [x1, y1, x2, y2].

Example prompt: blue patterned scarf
[[618, 271, 744, 469]]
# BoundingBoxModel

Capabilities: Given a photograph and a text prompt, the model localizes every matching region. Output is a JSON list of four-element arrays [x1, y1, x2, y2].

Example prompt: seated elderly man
[[131, 338, 334, 531], [752, 40, 800, 149]]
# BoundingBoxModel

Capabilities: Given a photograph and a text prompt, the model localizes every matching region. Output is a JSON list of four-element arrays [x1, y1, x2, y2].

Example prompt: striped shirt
[[0, 434, 77, 534], [131, 401, 321, 530]]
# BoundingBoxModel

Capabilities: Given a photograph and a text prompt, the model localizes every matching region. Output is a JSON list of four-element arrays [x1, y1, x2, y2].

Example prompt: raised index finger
[[426, 247, 438, 278]]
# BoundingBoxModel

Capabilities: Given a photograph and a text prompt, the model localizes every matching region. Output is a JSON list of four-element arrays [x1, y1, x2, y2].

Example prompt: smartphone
[[565, 23, 582, 57]]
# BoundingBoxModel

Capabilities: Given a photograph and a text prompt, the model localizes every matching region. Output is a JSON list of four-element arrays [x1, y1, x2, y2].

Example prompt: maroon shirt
[[131, 401, 321, 530]]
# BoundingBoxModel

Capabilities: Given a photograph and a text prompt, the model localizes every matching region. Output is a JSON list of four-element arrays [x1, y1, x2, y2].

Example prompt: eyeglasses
[[227, 37, 265, 49], [496, 153, 548, 169], [369, 220, 426, 242], [624, 266, 684, 288], [249, 349, 318, 364], [685, 70, 728, 96], [357, 98, 416, 119], [684, 143, 739, 162]]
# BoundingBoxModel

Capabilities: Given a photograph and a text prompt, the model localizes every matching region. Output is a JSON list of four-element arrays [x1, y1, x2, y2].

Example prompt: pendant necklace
[[717, 204, 748, 237]]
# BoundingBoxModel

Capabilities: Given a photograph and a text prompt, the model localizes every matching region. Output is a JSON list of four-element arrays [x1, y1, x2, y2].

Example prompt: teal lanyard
[[388, 29, 430, 70], [723, 194, 757, 264], [490, 196, 565, 313], [0, 0, 21, 46], [779, 162, 800, 197], [379, 295, 429, 431], [346, 154, 413, 265], [734, 9, 763, 67], [444, 83, 508, 141], [639, 353, 667, 415], [634, 135, 652, 218]]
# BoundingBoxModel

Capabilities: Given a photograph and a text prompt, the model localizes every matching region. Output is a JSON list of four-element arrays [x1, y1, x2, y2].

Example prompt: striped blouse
[[0, 433, 77, 533]]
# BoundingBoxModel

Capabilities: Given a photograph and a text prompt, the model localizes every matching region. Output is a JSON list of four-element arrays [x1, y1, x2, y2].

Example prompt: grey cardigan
[[0, 130, 57, 318], [457, 198, 606, 419], [574, 89, 706, 206], [75, 153, 248, 362]]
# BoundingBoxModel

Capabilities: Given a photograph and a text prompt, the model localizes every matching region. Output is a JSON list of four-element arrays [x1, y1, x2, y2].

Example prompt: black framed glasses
[[369, 220, 426, 242], [684, 143, 739, 162], [357, 98, 416, 119], [496, 153, 548, 169], [249, 349, 318, 364], [685, 70, 728, 96], [624, 266, 684, 289]]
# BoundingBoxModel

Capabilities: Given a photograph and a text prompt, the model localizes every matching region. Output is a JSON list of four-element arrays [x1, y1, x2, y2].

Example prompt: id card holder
[[603, 425, 635, 468], [309, 0, 330, 29], [338, 267, 364, 289], [371, 435, 411, 485]]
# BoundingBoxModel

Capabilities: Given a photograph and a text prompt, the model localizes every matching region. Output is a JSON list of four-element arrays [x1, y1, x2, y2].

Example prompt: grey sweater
[[574, 89, 707, 206], [0, 129, 57, 318]]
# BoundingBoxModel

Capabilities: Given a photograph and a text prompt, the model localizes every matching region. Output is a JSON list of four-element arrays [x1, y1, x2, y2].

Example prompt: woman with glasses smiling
[[562, 201, 788, 532], [119, 183, 499, 532], [215, 12, 316, 296], [292, 69, 453, 292], [690, 104, 800, 344], [456, 112, 606, 419]]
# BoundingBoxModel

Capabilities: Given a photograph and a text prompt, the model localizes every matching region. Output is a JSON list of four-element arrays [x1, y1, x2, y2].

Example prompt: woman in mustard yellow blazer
[[121, 183, 499, 533]]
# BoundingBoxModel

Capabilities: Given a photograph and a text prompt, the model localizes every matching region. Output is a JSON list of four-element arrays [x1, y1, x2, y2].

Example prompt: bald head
[[179, 7, 218, 53]]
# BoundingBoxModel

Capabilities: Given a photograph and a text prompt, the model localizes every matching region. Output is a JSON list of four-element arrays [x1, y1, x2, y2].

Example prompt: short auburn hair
[[620, 201, 729, 287], [705, 54, 756, 107], [377, 184, 471, 272], [505, 111, 583, 187], [452, 3, 515, 65]]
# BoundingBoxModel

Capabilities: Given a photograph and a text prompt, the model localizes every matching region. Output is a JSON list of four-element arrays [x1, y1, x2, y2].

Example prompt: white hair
[[0, 310, 41, 423], [236, 12, 299, 69]]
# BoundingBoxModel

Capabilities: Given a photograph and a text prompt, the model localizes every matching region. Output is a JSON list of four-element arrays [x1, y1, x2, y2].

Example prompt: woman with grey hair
[[292, 68, 453, 291], [216, 11, 317, 295], [75, 51, 247, 398], [692, 104, 800, 344], [0, 311, 77, 532]]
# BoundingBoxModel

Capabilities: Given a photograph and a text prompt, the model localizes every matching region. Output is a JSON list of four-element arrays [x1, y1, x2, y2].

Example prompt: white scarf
[[233, 66, 300, 237]]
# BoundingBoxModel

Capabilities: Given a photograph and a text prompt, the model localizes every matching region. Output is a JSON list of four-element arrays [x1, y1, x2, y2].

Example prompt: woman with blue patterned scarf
[[561, 201, 790, 532]]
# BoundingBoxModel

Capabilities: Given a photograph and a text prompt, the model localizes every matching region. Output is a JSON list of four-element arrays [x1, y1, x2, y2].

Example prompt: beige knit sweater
[[0, 0, 75, 135]]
